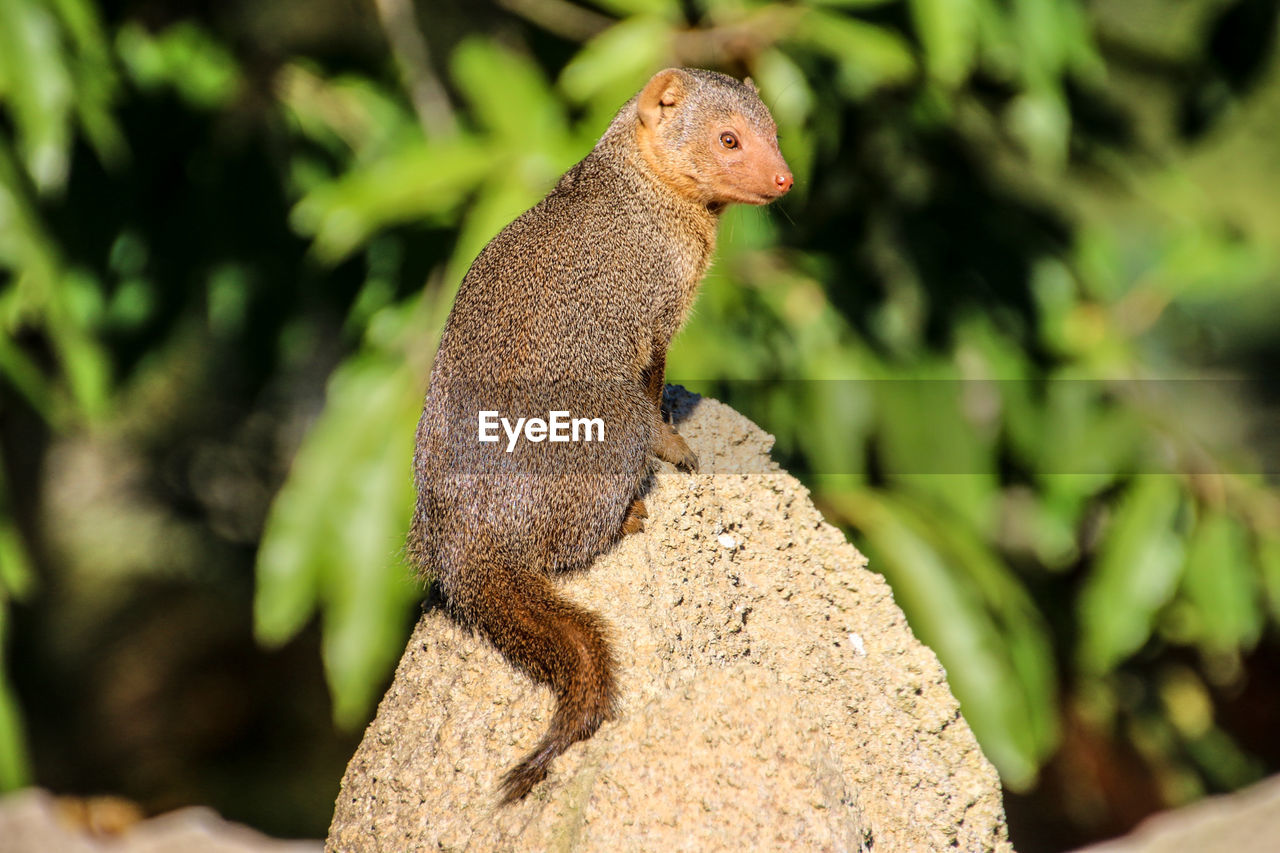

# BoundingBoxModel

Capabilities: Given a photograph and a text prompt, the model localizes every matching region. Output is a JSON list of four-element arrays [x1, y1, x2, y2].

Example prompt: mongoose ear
[[743, 76, 759, 93], [638, 68, 685, 129]]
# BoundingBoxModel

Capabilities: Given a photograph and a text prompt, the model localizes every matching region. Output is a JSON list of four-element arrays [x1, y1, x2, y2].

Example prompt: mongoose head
[[635, 68, 793, 208]]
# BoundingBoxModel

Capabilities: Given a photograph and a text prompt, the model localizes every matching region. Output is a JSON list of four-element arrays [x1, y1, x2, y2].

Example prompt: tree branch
[[371, 0, 458, 138]]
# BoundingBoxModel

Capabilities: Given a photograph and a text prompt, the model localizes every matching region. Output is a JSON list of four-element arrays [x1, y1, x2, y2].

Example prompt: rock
[[1073, 773, 1280, 853], [0, 788, 320, 853], [325, 391, 1013, 852]]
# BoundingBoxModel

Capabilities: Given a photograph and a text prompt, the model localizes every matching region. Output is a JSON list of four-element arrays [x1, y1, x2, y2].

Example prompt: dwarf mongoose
[[408, 67, 792, 802]]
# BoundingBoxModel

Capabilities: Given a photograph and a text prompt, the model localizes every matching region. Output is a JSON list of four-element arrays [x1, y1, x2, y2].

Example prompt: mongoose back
[[408, 68, 792, 803]]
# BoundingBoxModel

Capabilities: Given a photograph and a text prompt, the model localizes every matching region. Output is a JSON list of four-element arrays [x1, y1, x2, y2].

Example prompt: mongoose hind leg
[[655, 425, 699, 472], [621, 498, 647, 535]]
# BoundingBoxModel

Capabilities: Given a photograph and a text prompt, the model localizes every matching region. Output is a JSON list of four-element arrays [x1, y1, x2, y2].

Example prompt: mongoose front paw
[[621, 498, 648, 535], [656, 427, 699, 472]]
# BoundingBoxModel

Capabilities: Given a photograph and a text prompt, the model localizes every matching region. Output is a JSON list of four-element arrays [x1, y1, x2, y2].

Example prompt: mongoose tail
[[447, 557, 617, 804]]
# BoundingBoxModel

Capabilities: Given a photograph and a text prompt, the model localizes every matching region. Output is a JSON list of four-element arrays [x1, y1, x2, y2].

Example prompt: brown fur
[[407, 68, 791, 803]]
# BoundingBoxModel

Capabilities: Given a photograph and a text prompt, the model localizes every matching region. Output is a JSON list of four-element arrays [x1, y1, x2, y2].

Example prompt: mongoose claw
[[657, 429, 699, 472]]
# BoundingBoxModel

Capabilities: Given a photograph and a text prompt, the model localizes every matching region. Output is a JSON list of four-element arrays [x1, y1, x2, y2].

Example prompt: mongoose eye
[[719, 132, 739, 150]]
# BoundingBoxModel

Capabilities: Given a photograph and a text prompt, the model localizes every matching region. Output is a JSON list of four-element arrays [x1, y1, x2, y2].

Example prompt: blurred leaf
[[560, 16, 672, 108], [582, 0, 684, 24], [452, 39, 568, 145], [798, 379, 873, 480], [911, 0, 978, 87], [1004, 92, 1069, 171], [1009, 484, 1082, 569], [1185, 725, 1264, 791], [873, 372, 998, 531], [0, 139, 112, 423], [1010, 0, 1065, 90], [0, 474, 34, 603], [971, 0, 1017, 81], [803, 0, 897, 8], [277, 64, 418, 160], [318, 363, 423, 725], [0, 605, 32, 791], [116, 22, 240, 109], [0, 464, 33, 791], [1004, 367, 1140, 490], [791, 10, 916, 95], [57, 269, 112, 417], [1262, 533, 1280, 623], [256, 350, 423, 726], [1150, 225, 1274, 302], [1078, 476, 1186, 674], [0, 0, 74, 191], [49, 0, 124, 165], [207, 264, 251, 336], [749, 48, 815, 129], [444, 41, 585, 287], [291, 141, 499, 264], [1181, 509, 1262, 655]]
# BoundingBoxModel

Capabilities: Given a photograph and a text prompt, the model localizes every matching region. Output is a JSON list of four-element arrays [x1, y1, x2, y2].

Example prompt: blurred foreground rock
[[1075, 773, 1280, 853], [326, 391, 1013, 852], [0, 788, 320, 853]]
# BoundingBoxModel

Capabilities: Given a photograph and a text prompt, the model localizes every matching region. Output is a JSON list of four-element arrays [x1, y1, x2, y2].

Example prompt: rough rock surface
[[326, 391, 1012, 852]]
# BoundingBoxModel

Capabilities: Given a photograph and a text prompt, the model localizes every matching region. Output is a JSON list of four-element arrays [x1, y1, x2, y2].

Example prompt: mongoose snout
[[408, 67, 791, 804]]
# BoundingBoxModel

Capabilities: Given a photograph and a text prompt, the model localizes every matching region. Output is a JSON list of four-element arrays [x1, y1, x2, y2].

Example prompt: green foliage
[[2, 0, 1279, 826], [0, 468, 34, 791], [1077, 477, 1185, 676], [115, 22, 241, 109], [560, 16, 673, 113], [1181, 509, 1263, 656], [0, 0, 122, 192], [792, 8, 917, 94], [0, 0, 124, 792], [0, 605, 31, 791], [256, 344, 423, 727]]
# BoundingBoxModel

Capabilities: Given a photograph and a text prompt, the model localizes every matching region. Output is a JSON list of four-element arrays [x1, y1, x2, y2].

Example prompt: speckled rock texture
[[326, 391, 1012, 852]]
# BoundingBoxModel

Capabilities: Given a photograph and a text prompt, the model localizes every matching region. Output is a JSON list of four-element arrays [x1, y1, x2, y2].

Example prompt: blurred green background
[[1, 0, 1278, 849]]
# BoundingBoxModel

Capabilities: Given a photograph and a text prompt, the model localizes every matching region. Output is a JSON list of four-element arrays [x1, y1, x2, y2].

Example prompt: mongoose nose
[[775, 171, 794, 193]]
